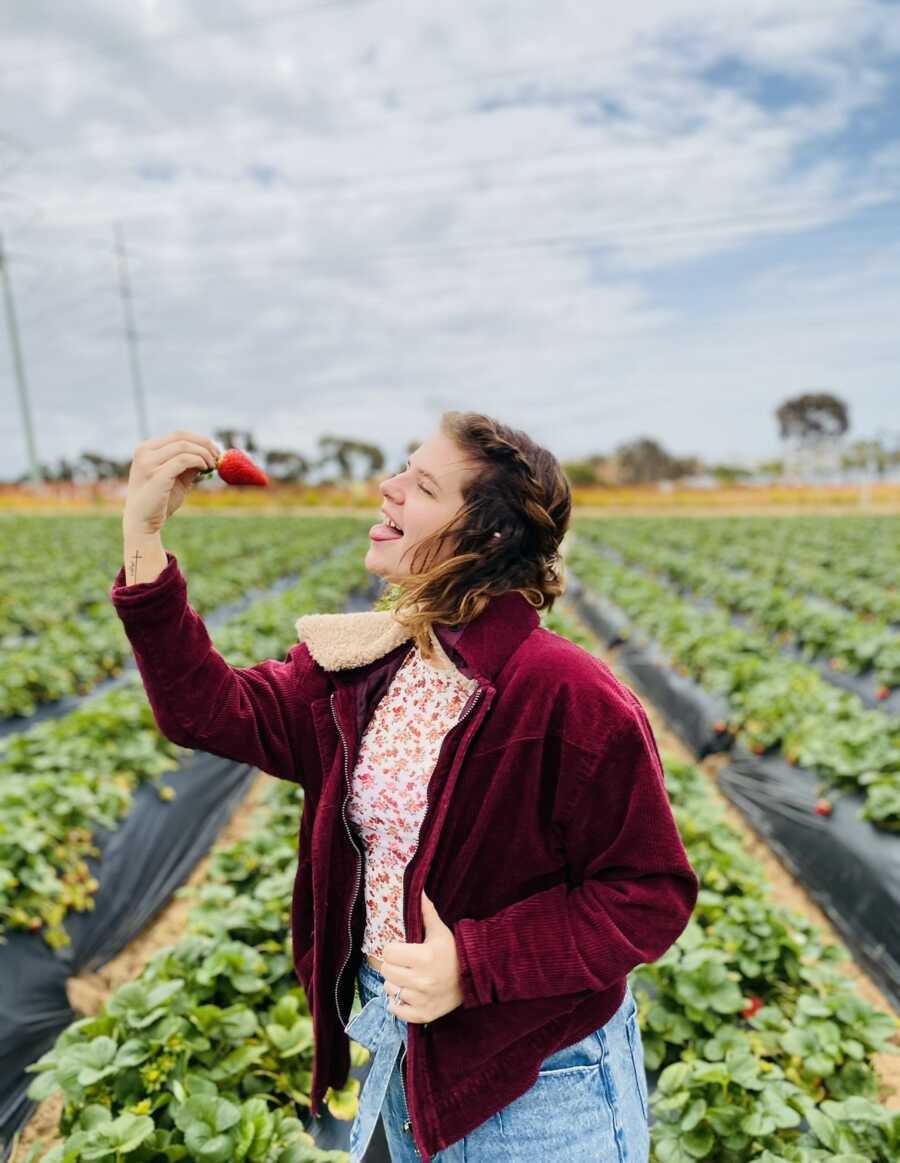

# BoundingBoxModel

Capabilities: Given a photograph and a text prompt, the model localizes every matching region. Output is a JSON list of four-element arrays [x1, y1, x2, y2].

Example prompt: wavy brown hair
[[375, 410, 572, 663]]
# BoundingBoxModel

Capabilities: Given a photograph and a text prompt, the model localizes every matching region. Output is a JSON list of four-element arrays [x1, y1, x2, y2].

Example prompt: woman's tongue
[[370, 521, 404, 541]]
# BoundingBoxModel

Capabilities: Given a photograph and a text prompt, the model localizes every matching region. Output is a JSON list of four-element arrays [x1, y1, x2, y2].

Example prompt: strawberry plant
[[567, 542, 900, 828]]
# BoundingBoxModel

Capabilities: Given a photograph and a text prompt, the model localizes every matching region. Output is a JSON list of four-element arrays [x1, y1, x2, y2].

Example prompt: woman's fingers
[[141, 439, 218, 473], [141, 430, 220, 460]]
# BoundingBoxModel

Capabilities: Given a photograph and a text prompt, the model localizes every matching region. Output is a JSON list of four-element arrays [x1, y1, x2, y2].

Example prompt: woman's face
[[366, 430, 479, 578]]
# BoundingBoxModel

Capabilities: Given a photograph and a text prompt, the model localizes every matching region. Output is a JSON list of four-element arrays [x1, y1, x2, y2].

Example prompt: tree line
[[13, 393, 899, 486]]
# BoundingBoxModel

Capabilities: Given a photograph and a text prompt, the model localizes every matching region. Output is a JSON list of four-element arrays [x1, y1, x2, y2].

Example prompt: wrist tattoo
[[129, 549, 143, 581]]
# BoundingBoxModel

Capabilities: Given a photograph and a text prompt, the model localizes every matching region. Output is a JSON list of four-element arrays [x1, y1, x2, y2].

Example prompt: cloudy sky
[[1, 0, 898, 480]]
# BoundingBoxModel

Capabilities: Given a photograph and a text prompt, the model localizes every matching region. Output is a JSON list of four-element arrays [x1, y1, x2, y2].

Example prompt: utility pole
[[0, 230, 42, 488], [113, 221, 149, 440]]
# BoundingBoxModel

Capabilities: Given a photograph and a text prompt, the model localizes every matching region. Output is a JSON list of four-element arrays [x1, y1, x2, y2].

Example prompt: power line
[[0, 139, 816, 266], [71, 197, 884, 279]]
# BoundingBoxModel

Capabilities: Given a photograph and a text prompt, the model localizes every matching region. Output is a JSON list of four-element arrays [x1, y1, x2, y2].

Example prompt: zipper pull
[[402, 1119, 421, 1155]]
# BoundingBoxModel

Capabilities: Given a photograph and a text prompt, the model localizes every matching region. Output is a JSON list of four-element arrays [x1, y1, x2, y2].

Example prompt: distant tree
[[213, 428, 259, 454], [350, 440, 386, 481], [775, 392, 849, 481], [710, 463, 753, 484], [76, 451, 132, 481], [316, 436, 386, 482], [775, 393, 849, 446], [615, 438, 668, 484], [675, 455, 703, 478], [614, 437, 697, 484], [561, 459, 600, 485], [264, 449, 310, 483], [841, 438, 892, 478], [26, 457, 77, 482]]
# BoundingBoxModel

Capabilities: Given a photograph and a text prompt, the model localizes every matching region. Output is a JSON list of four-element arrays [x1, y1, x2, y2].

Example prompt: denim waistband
[[358, 957, 386, 985]]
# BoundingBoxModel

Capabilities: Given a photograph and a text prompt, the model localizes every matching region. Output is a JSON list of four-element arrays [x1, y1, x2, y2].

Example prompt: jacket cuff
[[452, 919, 491, 1009], [109, 551, 186, 621]]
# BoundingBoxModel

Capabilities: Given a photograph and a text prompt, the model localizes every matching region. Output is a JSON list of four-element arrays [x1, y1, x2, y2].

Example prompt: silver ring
[[393, 986, 403, 1005]]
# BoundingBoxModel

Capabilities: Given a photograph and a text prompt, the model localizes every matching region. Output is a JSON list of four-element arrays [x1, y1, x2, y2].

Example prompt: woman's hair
[[376, 410, 572, 663]]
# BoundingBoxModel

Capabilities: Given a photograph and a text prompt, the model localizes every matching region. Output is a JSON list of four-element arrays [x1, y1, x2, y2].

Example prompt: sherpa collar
[[293, 607, 412, 672], [294, 590, 540, 682]]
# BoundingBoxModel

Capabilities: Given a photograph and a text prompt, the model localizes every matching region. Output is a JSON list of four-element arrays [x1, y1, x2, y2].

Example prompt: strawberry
[[875, 684, 891, 701], [814, 798, 833, 816], [741, 995, 764, 1019], [198, 448, 269, 487]]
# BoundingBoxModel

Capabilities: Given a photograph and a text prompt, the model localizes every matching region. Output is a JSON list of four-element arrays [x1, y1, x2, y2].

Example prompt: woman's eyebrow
[[408, 456, 441, 492]]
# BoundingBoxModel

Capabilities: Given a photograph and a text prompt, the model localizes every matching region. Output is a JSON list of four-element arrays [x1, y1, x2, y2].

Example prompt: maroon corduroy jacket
[[109, 550, 698, 1160]]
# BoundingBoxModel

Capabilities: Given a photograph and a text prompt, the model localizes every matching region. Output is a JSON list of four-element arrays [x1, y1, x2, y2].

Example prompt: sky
[[1, 0, 898, 480]]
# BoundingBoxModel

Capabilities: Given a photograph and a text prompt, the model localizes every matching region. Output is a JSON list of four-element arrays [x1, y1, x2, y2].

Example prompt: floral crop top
[[345, 630, 479, 962]]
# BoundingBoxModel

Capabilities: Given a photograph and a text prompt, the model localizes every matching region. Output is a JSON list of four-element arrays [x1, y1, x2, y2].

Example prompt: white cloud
[[0, 0, 897, 475]]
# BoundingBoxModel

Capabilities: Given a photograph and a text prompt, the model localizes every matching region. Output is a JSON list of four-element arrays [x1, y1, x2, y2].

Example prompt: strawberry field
[[1, 511, 898, 1162]]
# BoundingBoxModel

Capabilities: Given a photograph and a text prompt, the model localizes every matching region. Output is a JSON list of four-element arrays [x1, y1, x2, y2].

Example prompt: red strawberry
[[875, 685, 890, 701], [742, 995, 764, 1019], [201, 448, 269, 486], [814, 798, 833, 816]]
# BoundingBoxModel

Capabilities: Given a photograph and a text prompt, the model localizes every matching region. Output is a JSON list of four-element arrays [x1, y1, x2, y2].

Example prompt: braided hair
[[377, 410, 572, 662]]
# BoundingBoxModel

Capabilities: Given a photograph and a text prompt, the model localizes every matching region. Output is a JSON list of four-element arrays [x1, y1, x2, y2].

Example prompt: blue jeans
[[344, 958, 650, 1162]]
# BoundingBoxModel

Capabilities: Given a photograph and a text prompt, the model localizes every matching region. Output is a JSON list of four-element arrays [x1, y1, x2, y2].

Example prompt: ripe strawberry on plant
[[741, 995, 764, 1019], [196, 447, 269, 486], [814, 798, 833, 816], [875, 684, 891, 701]]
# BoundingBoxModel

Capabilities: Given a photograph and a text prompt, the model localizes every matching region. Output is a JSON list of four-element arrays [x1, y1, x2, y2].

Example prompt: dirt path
[[557, 594, 900, 1112]]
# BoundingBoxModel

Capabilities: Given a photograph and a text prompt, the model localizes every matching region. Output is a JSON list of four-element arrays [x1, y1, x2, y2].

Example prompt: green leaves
[[568, 529, 900, 828], [21, 768, 361, 1162], [106, 979, 186, 1028], [0, 522, 374, 945]]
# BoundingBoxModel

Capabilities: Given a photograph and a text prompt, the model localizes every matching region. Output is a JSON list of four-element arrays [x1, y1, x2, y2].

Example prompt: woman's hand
[[380, 891, 464, 1023], [123, 430, 221, 535]]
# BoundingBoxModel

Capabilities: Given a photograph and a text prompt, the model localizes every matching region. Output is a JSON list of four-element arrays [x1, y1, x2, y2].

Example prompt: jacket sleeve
[[452, 704, 698, 1007], [109, 550, 315, 784]]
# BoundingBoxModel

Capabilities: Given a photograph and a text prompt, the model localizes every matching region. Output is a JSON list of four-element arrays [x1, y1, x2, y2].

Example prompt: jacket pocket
[[291, 856, 314, 992]]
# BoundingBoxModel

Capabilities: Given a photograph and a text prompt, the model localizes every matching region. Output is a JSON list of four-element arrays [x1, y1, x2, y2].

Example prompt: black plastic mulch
[[564, 568, 900, 1017], [567, 570, 733, 758], [0, 751, 255, 1161], [718, 747, 900, 1012]]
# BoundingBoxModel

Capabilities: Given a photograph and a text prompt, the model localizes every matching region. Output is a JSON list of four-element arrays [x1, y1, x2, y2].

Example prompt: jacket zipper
[[399, 681, 484, 1157], [330, 691, 363, 1031]]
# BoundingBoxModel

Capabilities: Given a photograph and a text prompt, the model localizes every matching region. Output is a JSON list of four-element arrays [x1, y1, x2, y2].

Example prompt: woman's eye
[[405, 461, 432, 496]]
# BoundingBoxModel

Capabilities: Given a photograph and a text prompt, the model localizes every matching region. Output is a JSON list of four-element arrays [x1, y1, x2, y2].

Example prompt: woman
[[110, 412, 698, 1162]]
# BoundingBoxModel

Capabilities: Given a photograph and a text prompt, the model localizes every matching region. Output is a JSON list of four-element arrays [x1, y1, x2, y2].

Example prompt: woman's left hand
[[380, 890, 464, 1023]]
